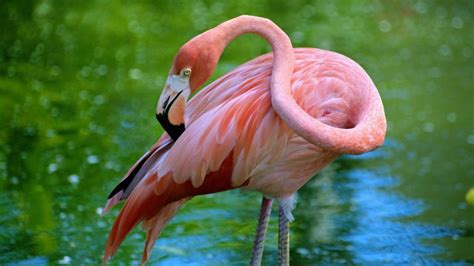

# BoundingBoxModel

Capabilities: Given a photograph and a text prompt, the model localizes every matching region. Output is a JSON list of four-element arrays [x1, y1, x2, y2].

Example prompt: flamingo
[[102, 15, 386, 265]]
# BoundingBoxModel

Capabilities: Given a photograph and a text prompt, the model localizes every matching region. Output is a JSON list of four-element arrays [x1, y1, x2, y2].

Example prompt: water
[[1, 1, 473, 265]]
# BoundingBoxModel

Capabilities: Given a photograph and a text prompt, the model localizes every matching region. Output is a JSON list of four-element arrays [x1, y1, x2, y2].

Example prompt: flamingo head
[[156, 35, 223, 141], [155, 66, 191, 142]]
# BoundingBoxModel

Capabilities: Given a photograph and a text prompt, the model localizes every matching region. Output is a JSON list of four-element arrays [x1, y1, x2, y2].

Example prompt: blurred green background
[[0, 0, 473, 265]]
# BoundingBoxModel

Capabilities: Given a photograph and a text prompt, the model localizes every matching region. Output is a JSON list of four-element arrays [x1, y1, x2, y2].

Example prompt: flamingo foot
[[249, 196, 273, 266]]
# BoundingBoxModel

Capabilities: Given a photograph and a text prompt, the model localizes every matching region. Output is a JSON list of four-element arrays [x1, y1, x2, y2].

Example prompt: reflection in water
[[343, 169, 454, 265], [1, 1, 473, 265]]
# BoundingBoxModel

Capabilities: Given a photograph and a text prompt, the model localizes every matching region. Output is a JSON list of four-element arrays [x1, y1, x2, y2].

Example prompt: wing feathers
[[102, 138, 172, 214]]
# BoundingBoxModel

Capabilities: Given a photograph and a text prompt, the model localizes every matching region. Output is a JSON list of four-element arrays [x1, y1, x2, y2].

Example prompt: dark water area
[[1, 1, 473, 265]]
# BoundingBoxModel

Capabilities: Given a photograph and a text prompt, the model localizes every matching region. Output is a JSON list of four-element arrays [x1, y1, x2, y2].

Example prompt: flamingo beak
[[156, 75, 190, 141]]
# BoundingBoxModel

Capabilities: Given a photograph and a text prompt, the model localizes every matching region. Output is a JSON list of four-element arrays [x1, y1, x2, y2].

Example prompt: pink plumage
[[162, 48, 368, 196], [102, 16, 386, 265]]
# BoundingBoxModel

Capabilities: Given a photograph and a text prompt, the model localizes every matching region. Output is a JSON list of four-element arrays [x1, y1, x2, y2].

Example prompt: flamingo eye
[[180, 68, 191, 77]]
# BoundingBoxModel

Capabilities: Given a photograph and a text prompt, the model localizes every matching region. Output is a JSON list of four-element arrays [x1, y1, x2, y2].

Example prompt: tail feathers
[[103, 204, 139, 265], [103, 180, 159, 265], [141, 199, 188, 265], [102, 183, 188, 265]]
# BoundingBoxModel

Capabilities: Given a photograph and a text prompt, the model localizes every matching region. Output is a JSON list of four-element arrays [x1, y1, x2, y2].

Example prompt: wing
[[102, 136, 172, 214]]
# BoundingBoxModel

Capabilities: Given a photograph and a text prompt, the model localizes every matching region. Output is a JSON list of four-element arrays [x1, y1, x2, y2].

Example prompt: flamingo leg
[[278, 204, 290, 266], [249, 196, 273, 266]]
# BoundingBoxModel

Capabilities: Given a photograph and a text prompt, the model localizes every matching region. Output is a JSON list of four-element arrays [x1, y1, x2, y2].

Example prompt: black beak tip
[[156, 90, 186, 142], [156, 113, 185, 142]]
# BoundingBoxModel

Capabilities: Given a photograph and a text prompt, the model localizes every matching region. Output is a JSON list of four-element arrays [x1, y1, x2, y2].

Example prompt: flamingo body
[[167, 48, 363, 196], [103, 48, 384, 263]]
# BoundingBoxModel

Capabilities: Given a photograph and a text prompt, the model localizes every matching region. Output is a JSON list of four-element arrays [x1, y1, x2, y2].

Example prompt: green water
[[1, 1, 473, 265]]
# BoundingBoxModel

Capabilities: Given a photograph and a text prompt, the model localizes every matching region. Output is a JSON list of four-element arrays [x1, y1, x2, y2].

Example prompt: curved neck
[[202, 16, 386, 154], [206, 15, 295, 102]]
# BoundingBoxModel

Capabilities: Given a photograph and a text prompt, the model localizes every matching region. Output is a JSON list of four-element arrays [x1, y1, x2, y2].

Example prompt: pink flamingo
[[102, 15, 386, 265]]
